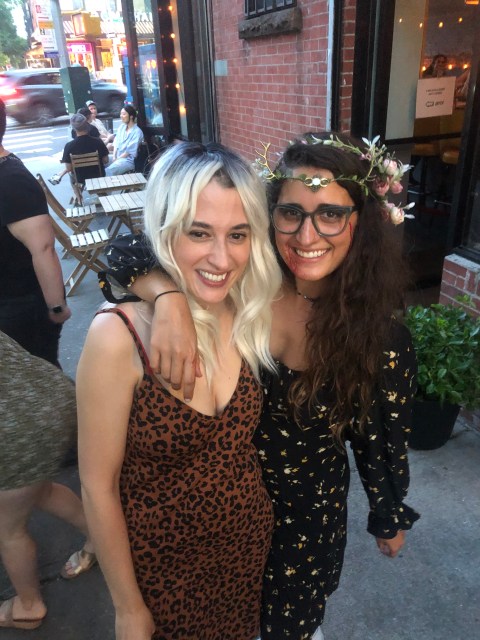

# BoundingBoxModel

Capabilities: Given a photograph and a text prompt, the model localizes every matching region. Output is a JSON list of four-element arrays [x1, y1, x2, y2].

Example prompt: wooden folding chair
[[37, 174, 97, 234], [127, 208, 145, 233], [47, 213, 110, 297], [37, 174, 110, 296], [69, 151, 103, 206]]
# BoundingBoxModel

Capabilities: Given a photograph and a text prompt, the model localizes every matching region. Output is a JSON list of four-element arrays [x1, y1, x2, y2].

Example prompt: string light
[[438, 21, 444, 28]]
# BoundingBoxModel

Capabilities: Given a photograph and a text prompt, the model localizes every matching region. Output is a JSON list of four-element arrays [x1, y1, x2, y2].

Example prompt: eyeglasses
[[271, 204, 356, 237]]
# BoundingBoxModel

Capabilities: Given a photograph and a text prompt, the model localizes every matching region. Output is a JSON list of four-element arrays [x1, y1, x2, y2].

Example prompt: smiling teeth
[[199, 270, 227, 282], [295, 248, 328, 258]]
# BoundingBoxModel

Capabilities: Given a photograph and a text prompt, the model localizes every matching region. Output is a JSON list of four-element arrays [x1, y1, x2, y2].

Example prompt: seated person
[[49, 110, 102, 185], [54, 114, 109, 202], [72, 107, 100, 140], [86, 100, 115, 151], [105, 105, 143, 176], [422, 54, 449, 79], [150, 98, 164, 126]]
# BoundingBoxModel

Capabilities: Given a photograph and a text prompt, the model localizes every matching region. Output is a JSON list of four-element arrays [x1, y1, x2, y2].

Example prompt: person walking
[[0, 98, 70, 364], [0, 98, 95, 632]]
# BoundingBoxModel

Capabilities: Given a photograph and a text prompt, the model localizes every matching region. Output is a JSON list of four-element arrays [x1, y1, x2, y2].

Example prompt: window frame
[[244, 0, 296, 20]]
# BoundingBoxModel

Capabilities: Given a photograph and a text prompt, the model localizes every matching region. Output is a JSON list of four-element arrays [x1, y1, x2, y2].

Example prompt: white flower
[[383, 159, 398, 176]]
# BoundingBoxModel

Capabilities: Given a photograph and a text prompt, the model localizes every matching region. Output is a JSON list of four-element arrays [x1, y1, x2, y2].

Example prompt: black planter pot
[[409, 398, 460, 450]]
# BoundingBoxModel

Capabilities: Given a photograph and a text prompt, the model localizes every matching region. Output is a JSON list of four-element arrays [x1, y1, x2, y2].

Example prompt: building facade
[[122, 0, 480, 430]]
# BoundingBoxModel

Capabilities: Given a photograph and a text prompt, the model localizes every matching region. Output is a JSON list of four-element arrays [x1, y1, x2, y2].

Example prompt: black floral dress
[[254, 321, 419, 640]]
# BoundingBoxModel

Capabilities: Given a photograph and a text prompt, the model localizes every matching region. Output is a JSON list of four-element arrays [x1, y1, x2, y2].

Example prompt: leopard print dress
[[106, 309, 273, 640]]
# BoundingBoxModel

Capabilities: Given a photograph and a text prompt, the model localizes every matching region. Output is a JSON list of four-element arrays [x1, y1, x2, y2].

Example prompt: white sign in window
[[415, 77, 456, 119]]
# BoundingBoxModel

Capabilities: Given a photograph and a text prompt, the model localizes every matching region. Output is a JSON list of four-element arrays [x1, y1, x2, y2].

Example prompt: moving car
[[0, 68, 127, 126]]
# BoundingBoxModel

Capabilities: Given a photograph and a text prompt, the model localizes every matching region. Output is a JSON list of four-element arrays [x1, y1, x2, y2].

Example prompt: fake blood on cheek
[[283, 246, 301, 276]]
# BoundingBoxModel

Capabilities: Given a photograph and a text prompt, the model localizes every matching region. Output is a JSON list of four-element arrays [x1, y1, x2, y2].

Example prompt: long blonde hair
[[144, 142, 281, 382]]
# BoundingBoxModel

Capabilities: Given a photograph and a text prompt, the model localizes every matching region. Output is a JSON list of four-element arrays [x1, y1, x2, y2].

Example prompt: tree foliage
[[0, 0, 28, 68]]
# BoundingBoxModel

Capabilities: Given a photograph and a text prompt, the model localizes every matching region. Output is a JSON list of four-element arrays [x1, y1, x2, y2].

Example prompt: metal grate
[[244, 0, 296, 19]]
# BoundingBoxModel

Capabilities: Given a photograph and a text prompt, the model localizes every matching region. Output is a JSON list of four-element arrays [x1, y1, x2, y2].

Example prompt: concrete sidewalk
[[1, 159, 479, 639]]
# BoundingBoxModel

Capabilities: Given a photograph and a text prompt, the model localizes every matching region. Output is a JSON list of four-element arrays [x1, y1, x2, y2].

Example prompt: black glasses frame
[[270, 204, 356, 237]]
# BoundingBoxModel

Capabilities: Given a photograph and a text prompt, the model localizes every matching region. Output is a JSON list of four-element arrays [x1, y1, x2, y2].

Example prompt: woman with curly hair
[[99, 132, 419, 640]]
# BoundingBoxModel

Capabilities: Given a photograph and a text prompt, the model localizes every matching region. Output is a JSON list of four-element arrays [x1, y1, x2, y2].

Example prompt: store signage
[[33, 0, 58, 53], [68, 43, 94, 54], [415, 77, 456, 118]]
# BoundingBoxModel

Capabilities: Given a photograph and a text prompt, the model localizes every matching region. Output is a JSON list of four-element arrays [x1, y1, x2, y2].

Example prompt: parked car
[[0, 68, 127, 126]]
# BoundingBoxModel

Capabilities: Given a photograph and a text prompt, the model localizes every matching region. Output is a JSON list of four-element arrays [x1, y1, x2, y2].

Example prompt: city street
[[4, 118, 70, 160], [4, 117, 119, 162]]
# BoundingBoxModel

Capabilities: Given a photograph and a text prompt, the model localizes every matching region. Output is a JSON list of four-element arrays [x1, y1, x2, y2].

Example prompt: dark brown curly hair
[[267, 132, 410, 441]]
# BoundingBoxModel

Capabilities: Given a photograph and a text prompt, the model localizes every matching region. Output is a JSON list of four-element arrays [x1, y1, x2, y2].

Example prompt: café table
[[98, 190, 146, 234], [84, 172, 147, 196]]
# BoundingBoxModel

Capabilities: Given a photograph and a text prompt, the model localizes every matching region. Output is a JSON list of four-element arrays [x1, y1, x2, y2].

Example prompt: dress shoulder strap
[[96, 307, 154, 375]]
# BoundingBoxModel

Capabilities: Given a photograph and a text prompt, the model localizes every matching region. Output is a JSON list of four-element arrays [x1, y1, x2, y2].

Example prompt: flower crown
[[255, 134, 414, 225]]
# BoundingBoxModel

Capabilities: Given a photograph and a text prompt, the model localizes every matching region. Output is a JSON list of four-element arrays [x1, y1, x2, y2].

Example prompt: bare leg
[[0, 482, 48, 622], [35, 481, 94, 554]]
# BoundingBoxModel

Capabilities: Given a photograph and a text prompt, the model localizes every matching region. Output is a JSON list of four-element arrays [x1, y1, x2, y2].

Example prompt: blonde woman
[[77, 142, 282, 640]]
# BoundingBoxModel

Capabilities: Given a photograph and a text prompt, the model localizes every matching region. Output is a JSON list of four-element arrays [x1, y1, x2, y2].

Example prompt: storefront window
[[125, 0, 163, 127], [385, 0, 478, 282], [121, 0, 215, 140], [68, 42, 96, 74]]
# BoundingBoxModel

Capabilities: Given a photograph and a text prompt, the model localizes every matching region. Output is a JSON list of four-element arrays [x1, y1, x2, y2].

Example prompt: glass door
[[385, 0, 478, 286], [121, 0, 216, 141]]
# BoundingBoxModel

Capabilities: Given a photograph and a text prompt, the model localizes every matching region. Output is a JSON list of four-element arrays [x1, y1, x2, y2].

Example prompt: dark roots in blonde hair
[[269, 132, 410, 441]]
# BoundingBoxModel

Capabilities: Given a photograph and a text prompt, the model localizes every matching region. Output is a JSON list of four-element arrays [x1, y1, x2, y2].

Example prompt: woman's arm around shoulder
[[77, 311, 155, 640], [99, 234, 200, 400]]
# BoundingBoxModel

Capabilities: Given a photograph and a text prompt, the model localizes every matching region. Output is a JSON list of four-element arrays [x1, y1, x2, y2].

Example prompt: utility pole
[[50, 0, 69, 67]]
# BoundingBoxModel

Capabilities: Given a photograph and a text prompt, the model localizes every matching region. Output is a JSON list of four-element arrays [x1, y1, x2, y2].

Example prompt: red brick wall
[[440, 254, 480, 316], [211, 1, 355, 161], [440, 254, 480, 432]]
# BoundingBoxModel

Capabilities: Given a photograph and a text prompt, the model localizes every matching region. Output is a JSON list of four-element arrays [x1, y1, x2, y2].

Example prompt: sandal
[[60, 547, 97, 580], [0, 597, 45, 630], [48, 174, 62, 185]]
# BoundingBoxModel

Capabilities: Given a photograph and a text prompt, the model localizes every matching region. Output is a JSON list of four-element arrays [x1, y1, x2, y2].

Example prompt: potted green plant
[[403, 295, 480, 449]]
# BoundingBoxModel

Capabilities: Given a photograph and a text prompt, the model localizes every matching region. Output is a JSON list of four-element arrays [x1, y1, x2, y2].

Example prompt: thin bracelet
[[153, 290, 184, 304]]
